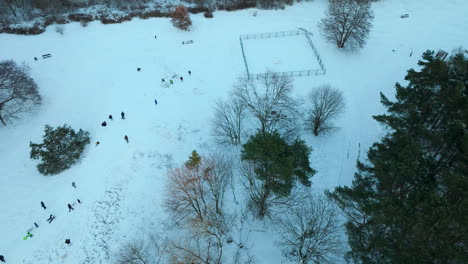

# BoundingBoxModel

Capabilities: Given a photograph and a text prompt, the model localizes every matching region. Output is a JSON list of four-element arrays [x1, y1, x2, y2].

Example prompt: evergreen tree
[[30, 124, 90, 175], [328, 51, 468, 263], [242, 131, 315, 217], [185, 150, 201, 170]]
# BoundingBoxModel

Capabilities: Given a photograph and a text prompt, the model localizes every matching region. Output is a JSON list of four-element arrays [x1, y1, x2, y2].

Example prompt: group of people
[[10, 181, 81, 261], [96, 70, 192, 146], [161, 70, 191, 86], [96, 112, 129, 146]]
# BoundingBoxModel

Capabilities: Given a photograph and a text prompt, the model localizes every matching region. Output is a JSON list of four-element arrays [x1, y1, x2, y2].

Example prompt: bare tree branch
[[233, 73, 297, 135], [0, 60, 41, 126]]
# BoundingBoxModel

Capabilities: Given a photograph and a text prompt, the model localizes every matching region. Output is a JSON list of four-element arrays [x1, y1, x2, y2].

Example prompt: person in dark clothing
[[154, 99, 158, 105], [180, 76, 184, 82], [0, 255, 5, 262], [121, 112, 125, 119], [188, 70, 191, 76], [68, 203, 74, 212], [34, 57, 38, 61], [162, 78, 165, 82], [77, 199, 81, 204], [65, 239, 71, 245], [96, 141, 100, 146], [137, 68, 141, 71], [101, 121, 107, 127], [154, 35, 157, 39], [47, 214, 55, 224], [109, 115, 113, 121], [72, 182, 76, 188], [34, 222, 39, 228], [124, 135, 129, 143], [41, 201, 46, 210]]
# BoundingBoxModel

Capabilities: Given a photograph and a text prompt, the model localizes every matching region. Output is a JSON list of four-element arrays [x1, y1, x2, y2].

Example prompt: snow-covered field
[[243, 33, 321, 74], [1, 0, 467, 263]]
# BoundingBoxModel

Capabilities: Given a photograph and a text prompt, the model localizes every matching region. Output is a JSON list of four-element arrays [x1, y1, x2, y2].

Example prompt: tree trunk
[[257, 189, 270, 219], [2, 0, 18, 17], [0, 114, 6, 126]]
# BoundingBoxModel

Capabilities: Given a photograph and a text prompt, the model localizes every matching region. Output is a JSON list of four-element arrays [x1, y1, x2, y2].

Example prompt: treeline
[[0, 0, 310, 34]]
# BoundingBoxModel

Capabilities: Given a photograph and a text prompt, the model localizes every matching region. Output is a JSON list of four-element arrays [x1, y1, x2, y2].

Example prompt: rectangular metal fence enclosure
[[239, 29, 326, 79]]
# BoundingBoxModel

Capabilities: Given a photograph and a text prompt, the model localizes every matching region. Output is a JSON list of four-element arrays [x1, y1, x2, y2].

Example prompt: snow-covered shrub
[[204, 10, 213, 18], [30, 125, 90, 175], [55, 25, 64, 34], [170, 5, 192, 31]]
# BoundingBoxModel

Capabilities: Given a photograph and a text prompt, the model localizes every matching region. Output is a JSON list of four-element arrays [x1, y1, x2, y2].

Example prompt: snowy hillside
[[0, 0, 467, 263]]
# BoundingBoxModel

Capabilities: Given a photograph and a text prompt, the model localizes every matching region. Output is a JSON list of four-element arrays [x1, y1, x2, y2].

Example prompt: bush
[[1, 22, 45, 35], [80, 20, 89, 27], [188, 6, 209, 14], [55, 25, 64, 34], [68, 13, 93, 22], [30, 124, 90, 175], [55, 16, 69, 24], [170, 5, 192, 31], [204, 10, 213, 18]]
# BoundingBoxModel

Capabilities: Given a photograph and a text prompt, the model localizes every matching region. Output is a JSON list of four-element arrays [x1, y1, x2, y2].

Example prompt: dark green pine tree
[[328, 50, 468, 264], [242, 131, 316, 217], [30, 124, 90, 175]]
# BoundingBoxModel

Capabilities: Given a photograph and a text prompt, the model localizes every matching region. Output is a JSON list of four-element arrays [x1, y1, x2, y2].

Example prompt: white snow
[[243, 33, 321, 74], [0, 0, 467, 263]]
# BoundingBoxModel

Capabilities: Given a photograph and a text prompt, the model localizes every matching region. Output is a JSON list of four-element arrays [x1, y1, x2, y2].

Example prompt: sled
[[42, 53, 52, 59], [182, 40, 194, 45], [400, 14, 409, 18]]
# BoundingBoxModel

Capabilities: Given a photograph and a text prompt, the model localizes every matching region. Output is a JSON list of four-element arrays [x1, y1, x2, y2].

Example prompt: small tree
[[241, 131, 315, 218], [307, 85, 345, 136], [0, 60, 41, 126], [30, 124, 90, 175], [319, 0, 374, 49], [171, 5, 192, 31], [165, 151, 232, 225], [275, 194, 343, 264]]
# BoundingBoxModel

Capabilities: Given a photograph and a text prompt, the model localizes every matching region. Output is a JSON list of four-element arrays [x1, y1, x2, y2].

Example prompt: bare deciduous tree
[[0, 60, 41, 126], [319, 0, 374, 49], [233, 73, 296, 134], [116, 239, 149, 264], [164, 152, 232, 226], [274, 194, 343, 264], [115, 233, 168, 264], [169, 229, 224, 264], [211, 98, 246, 145], [171, 4, 192, 31], [306, 85, 345, 136]]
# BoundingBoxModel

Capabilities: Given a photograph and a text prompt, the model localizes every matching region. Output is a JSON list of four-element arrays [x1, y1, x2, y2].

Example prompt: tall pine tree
[[328, 50, 468, 263]]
